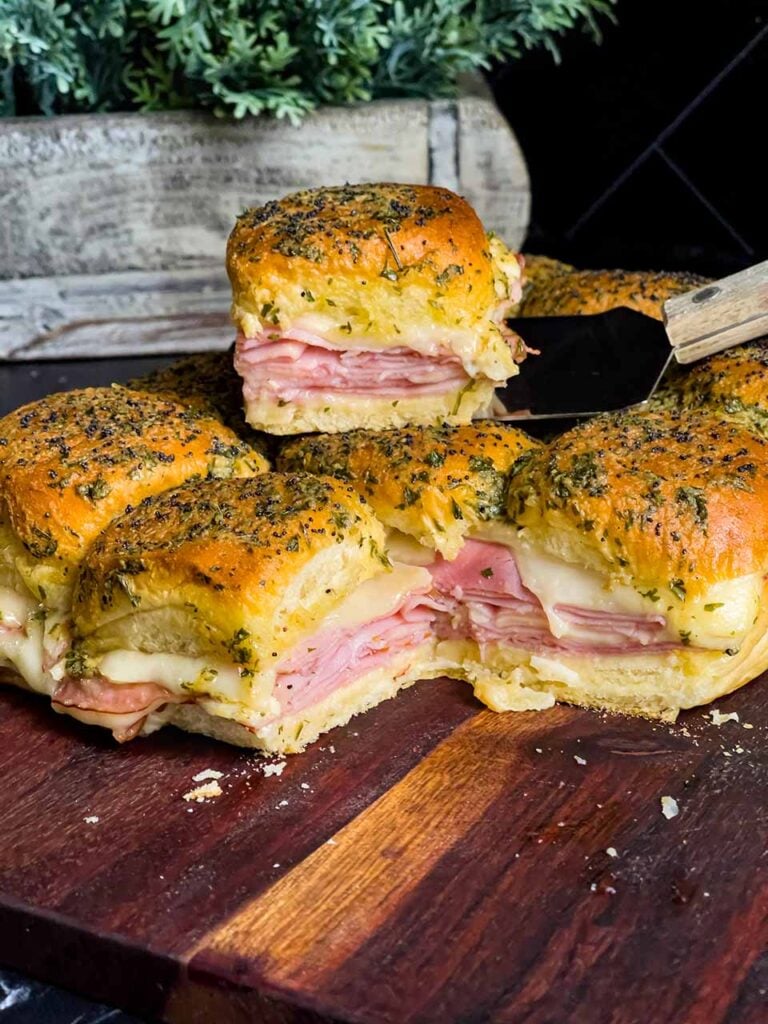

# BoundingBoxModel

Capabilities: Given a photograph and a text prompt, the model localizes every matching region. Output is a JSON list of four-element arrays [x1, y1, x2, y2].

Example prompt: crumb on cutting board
[[183, 781, 223, 803], [660, 795, 679, 819]]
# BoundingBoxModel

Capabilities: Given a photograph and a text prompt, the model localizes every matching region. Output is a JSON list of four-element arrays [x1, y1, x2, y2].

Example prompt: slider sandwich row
[[4, 358, 767, 754], [281, 403, 768, 721]]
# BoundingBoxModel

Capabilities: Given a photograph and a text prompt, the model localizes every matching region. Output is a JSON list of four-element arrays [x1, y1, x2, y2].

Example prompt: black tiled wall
[[490, 0, 767, 277]]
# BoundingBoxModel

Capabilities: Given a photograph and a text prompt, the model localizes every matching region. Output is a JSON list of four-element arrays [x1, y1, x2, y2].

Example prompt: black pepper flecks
[[278, 423, 541, 529]]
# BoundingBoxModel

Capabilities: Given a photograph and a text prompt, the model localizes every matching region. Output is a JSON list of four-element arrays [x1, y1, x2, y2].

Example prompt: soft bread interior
[[242, 380, 497, 435]]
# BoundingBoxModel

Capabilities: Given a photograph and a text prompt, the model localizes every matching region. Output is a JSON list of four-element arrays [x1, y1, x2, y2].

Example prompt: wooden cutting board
[[1, 670, 767, 1024]]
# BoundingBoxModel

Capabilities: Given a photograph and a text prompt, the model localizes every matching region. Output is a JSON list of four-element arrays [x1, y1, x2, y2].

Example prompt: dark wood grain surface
[[1, 362, 767, 1024], [1, 670, 766, 1024]]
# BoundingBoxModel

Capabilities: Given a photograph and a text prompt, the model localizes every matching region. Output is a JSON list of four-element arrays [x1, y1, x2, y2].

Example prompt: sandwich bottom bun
[[437, 598, 768, 722], [148, 642, 439, 754], [243, 379, 497, 435]]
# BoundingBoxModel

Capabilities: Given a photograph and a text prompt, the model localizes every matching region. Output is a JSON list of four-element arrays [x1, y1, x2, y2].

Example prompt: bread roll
[[659, 339, 768, 436], [128, 350, 271, 456], [227, 183, 524, 433]]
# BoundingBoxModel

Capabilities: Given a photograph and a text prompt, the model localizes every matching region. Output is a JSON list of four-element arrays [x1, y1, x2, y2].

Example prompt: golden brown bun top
[[279, 423, 541, 558], [0, 386, 267, 576], [660, 341, 768, 434], [508, 405, 768, 595], [229, 183, 487, 289], [128, 350, 271, 457], [74, 473, 388, 665], [227, 183, 522, 372], [520, 268, 709, 321]]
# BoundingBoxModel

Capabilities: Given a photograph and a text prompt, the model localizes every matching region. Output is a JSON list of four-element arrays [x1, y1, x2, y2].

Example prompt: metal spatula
[[496, 259, 768, 421]]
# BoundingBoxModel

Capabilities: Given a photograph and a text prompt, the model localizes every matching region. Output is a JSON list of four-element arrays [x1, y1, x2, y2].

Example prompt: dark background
[[1, 3, 766, 1021], [490, 0, 767, 278]]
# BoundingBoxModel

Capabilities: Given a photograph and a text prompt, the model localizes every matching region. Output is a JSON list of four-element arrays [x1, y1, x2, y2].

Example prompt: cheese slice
[[319, 562, 432, 632], [0, 585, 47, 693], [508, 539, 761, 652]]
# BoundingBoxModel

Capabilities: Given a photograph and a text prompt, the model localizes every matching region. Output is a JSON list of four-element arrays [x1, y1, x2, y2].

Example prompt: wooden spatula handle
[[663, 259, 768, 364]]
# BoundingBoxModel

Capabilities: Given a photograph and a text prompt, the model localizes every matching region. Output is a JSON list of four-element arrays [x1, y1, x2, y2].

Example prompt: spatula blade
[[498, 308, 673, 419]]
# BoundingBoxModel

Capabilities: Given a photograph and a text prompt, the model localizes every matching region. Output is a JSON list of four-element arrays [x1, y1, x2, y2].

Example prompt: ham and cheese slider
[[495, 407, 768, 719], [228, 183, 524, 434], [0, 386, 266, 703], [278, 423, 547, 705], [66, 474, 438, 750]]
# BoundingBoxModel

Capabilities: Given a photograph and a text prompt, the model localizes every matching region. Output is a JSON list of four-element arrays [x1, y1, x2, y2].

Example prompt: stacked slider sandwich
[[228, 183, 525, 434]]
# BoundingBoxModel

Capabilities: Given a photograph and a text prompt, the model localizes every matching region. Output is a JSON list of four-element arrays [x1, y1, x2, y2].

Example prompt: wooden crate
[[0, 81, 529, 361]]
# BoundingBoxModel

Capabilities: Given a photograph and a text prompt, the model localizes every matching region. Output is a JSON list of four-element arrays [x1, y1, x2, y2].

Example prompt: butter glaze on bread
[[520, 268, 709, 320], [507, 405, 768, 598], [279, 423, 541, 558], [128, 351, 271, 456]]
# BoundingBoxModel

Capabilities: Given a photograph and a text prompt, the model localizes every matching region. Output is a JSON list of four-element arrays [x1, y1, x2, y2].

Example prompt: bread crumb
[[192, 769, 224, 783], [300, 782, 310, 790], [326, 838, 337, 846], [83, 815, 99, 824], [262, 761, 286, 778], [709, 709, 739, 726], [183, 781, 222, 803], [574, 755, 587, 765], [661, 795, 679, 819], [606, 847, 618, 858], [276, 799, 289, 808]]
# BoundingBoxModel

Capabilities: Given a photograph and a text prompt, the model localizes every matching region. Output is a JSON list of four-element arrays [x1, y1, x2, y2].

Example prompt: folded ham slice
[[271, 591, 437, 719], [428, 540, 681, 655], [52, 676, 185, 742], [235, 330, 470, 402]]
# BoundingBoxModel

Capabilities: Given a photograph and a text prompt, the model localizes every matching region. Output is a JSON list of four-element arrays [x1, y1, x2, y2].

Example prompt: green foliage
[[0, 0, 614, 122]]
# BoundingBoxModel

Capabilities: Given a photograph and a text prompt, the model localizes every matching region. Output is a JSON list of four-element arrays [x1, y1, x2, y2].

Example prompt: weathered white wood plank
[[664, 259, 768, 364], [0, 267, 231, 359], [0, 84, 529, 359]]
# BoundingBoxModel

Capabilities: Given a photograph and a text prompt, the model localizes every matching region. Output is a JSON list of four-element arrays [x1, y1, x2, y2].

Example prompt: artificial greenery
[[1, 1, 614, 123]]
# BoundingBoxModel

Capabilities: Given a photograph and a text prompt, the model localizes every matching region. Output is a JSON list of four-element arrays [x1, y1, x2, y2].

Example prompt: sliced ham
[[52, 676, 186, 742], [271, 591, 436, 719], [427, 540, 682, 655], [235, 330, 469, 402]]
